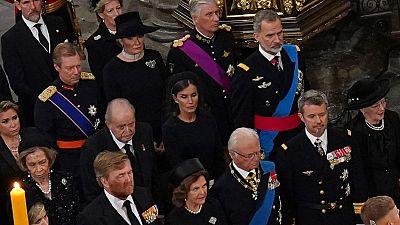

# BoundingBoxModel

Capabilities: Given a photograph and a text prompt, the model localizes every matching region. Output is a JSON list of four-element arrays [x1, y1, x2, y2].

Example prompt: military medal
[[327, 146, 352, 169], [88, 105, 97, 116]]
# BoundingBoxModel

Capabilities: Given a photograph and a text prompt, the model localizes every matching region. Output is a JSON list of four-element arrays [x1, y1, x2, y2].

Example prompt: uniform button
[[224, 96, 227, 99], [320, 190, 324, 194], [321, 209, 326, 213], [318, 181, 322, 184], [273, 205, 275, 209], [339, 205, 343, 209], [341, 186, 343, 189], [222, 90, 226, 93], [321, 200, 325, 204], [77, 105, 80, 108], [211, 51, 215, 54], [275, 91, 279, 94], [340, 197, 343, 200], [73, 94, 77, 97], [213, 58, 216, 61], [211, 45, 213, 48]]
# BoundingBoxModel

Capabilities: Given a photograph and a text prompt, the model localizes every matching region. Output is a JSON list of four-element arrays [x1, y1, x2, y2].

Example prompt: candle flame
[[13, 182, 20, 189]]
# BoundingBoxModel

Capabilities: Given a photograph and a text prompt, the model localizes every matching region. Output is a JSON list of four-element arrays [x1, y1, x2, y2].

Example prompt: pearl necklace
[[5, 135, 21, 152], [365, 119, 384, 131], [35, 173, 52, 195], [184, 204, 202, 214], [121, 49, 144, 61]]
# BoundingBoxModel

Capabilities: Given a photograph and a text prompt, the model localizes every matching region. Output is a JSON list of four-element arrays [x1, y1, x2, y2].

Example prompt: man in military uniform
[[231, 9, 308, 159], [276, 90, 368, 225], [211, 127, 284, 225], [167, 0, 235, 144], [34, 42, 100, 180]]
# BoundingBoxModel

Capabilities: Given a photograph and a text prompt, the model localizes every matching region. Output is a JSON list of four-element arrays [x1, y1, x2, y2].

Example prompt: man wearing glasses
[[211, 127, 284, 225]]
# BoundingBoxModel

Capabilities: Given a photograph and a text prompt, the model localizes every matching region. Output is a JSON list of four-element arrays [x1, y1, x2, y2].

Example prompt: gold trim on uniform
[[80, 72, 95, 80], [238, 63, 249, 71], [39, 86, 57, 102], [172, 34, 191, 48], [281, 143, 288, 150], [347, 129, 352, 136]]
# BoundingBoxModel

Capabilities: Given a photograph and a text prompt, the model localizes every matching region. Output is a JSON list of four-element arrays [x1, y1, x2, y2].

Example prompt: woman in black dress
[[163, 72, 225, 181], [103, 11, 166, 145], [346, 77, 400, 205], [18, 131, 80, 225], [166, 158, 227, 225]]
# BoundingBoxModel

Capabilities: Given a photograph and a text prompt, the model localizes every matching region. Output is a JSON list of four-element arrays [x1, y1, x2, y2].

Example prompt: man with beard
[[1, 0, 68, 127], [276, 90, 368, 225], [231, 9, 308, 160], [78, 151, 161, 225]]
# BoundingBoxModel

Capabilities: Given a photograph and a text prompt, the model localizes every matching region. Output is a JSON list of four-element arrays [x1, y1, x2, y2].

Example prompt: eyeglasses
[[233, 149, 264, 159]]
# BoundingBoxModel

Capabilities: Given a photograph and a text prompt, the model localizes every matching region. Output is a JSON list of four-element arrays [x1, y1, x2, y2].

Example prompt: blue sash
[[249, 160, 276, 225], [259, 44, 299, 158], [49, 91, 94, 137]]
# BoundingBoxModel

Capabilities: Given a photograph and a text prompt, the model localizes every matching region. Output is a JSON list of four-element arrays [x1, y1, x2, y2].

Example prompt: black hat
[[166, 71, 199, 95], [170, 158, 205, 187], [18, 127, 52, 154], [113, 12, 158, 39], [345, 77, 390, 110]]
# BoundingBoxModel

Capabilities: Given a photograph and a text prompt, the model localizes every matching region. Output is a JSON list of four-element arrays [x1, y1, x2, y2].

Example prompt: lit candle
[[10, 182, 28, 225]]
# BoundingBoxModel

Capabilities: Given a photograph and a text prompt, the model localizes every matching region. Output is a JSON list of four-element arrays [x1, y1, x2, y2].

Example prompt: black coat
[[276, 128, 368, 225], [231, 48, 308, 157], [1, 15, 68, 126], [77, 187, 161, 225], [346, 110, 400, 204], [0, 65, 11, 101], [210, 163, 284, 225], [166, 28, 235, 144], [80, 123, 158, 205]]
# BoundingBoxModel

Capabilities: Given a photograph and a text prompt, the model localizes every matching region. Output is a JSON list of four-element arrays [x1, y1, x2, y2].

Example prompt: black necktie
[[123, 200, 141, 225], [270, 56, 281, 72], [34, 23, 49, 52], [314, 139, 325, 156], [123, 144, 136, 168]]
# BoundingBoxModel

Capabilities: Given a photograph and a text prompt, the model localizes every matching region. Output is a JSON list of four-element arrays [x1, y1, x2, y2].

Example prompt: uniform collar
[[194, 27, 215, 44], [258, 45, 281, 61]]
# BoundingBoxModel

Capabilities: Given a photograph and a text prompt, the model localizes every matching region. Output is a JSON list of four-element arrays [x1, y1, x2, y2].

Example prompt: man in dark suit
[[0, 65, 12, 102], [1, 0, 68, 126], [276, 90, 368, 225], [78, 151, 161, 225], [211, 127, 284, 225], [80, 98, 158, 205], [166, 0, 235, 144], [231, 9, 308, 160]]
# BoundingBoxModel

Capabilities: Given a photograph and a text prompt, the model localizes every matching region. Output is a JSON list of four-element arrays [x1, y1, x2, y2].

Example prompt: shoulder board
[[237, 63, 249, 71], [353, 202, 364, 214], [295, 45, 300, 51], [81, 72, 95, 80], [281, 143, 288, 150], [347, 129, 351, 136], [219, 24, 231, 32], [172, 34, 191, 48], [38, 86, 57, 102]]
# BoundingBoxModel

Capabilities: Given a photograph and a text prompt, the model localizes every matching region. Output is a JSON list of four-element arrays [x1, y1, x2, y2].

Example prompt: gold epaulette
[[81, 72, 95, 80], [347, 129, 352, 136], [353, 202, 364, 214], [38, 86, 57, 102], [295, 45, 301, 51], [281, 144, 288, 150], [172, 34, 191, 48], [219, 24, 231, 32], [238, 63, 249, 71]]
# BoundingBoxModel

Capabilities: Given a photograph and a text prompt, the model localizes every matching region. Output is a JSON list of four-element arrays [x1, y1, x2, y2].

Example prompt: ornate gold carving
[[283, 0, 294, 14], [295, 0, 306, 11], [231, 0, 278, 10], [216, 0, 224, 14], [256, 0, 272, 9]]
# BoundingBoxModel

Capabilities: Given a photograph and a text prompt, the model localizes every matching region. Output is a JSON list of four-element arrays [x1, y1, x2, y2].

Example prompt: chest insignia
[[252, 76, 263, 81], [222, 50, 230, 58], [145, 60, 156, 69], [88, 105, 97, 116], [226, 64, 235, 77], [302, 170, 313, 176], [169, 63, 175, 74], [208, 217, 217, 224], [94, 118, 100, 130], [340, 169, 349, 181], [194, 63, 199, 67], [327, 146, 352, 170], [296, 69, 304, 95], [61, 178, 67, 186], [142, 204, 158, 224], [268, 171, 280, 190], [94, 35, 101, 41], [258, 81, 271, 89], [345, 183, 350, 196]]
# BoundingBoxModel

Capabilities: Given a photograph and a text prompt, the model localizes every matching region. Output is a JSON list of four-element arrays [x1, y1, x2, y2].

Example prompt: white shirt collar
[[305, 128, 328, 153], [109, 129, 133, 151], [22, 15, 45, 30], [258, 45, 281, 61], [104, 190, 142, 225], [232, 161, 256, 179]]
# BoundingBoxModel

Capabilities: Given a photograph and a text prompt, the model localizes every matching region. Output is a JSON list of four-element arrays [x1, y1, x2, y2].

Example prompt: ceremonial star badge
[[88, 105, 97, 116], [340, 169, 349, 181]]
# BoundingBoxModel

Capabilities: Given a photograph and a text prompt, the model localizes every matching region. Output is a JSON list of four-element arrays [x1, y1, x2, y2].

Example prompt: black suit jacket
[[1, 15, 68, 126], [276, 128, 368, 225], [0, 65, 11, 102], [80, 122, 158, 204], [78, 187, 161, 225]]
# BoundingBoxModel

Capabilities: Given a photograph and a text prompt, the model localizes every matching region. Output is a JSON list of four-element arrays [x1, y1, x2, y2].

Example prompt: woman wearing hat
[[18, 130, 80, 225], [103, 11, 166, 146], [166, 158, 227, 225], [163, 72, 225, 181], [86, 0, 123, 113], [346, 77, 400, 205]]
